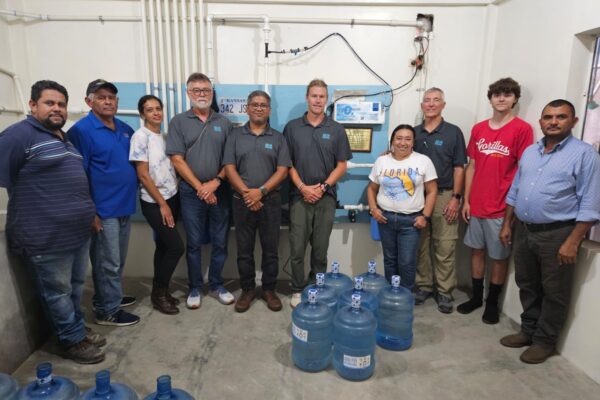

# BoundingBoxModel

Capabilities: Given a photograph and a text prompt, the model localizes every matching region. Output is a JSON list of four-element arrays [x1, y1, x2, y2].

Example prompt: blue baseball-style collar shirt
[[506, 134, 600, 224]]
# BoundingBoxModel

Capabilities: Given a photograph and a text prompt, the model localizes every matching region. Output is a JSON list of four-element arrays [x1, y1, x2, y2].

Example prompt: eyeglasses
[[188, 88, 212, 96], [249, 103, 270, 110]]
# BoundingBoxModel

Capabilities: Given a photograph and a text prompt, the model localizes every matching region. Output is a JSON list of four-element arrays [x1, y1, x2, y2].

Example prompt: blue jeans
[[90, 217, 131, 318], [378, 211, 421, 290], [179, 181, 229, 291], [23, 240, 90, 346]]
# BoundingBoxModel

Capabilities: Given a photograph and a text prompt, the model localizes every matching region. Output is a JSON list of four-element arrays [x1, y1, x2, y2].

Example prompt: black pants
[[140, 194, 185, 289], [232, 192, 281, 291], [514, 222, 576, 346]]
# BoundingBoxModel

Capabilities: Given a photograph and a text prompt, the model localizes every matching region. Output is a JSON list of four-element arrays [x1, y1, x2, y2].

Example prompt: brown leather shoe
[[500, 332, 532, 348], [166, 290, 181, 306], [235, 289, 256, 313], [152, 288, 180, 315], [520, 344, 555, 364], [262, 290, 282, 312]]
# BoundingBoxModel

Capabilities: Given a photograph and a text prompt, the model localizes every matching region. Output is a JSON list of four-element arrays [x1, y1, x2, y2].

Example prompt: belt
[[522, 220, 575, 233], [438, 188, 453, 193], [381, 210, 423, 217]]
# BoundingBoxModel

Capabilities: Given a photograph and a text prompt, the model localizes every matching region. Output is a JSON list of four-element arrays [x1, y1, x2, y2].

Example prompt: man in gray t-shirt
[[166, 72, 234, 309], [284, 79, 353, 308]]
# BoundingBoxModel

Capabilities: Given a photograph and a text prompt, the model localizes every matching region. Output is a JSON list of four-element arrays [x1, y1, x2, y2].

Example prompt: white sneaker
[[209, 287, 235, 305], [186, 288, 201, 309], [290, 293, 302, 308]]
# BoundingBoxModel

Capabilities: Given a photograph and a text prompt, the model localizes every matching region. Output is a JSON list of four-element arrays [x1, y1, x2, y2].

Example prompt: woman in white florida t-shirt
[[367, 124, 438, 289], [129, 95, 183, 315]]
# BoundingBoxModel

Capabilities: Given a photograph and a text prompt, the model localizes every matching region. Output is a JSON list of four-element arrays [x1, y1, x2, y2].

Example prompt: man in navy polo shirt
[[224, 90, 291, 313], [68, 79, 140, 327], [0, 80, 104, 363], [284, 79, 353, 308]]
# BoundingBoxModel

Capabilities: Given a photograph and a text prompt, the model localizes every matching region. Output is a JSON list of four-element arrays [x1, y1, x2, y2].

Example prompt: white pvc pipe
[[156, 0, 169, 127], [0, 67, 28, 115], [164, 0, 175, 124], [148, 0, 160, 97], [0, 106, 22, 114], [181, 0, 190, 109], [207, 14, 420, 27], [347, 162, 374, 169], [206, 14, 214, 81], [0, 9, 139, 21], [190, 0, 198, 72], [197, 0, 204, 73], [172, 0, 183, 114], [262, 16, 270, 93], [140, 0, 151, 94], [341, 204, 370, 211]]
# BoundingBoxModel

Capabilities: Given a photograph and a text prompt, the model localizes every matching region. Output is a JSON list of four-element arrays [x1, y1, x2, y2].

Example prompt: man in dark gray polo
[[166, 72, 234, 309], [413, 87, 467, 313], [284, 79, 353, 308], [223, 90, 291, 313]]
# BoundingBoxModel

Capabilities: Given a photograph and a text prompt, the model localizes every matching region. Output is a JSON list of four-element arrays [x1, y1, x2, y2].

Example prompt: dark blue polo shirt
[[283, 113, 352, 201], [414, 119, 467, 190], [67, 112, 137, 218], [223, 123, 291, 189], [0, 116, 96, 255]]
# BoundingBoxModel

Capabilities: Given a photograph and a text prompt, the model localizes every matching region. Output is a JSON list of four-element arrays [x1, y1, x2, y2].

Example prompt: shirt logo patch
[[265, 143, 273, 149], [123, 133, 130, 138], [434, 139, 443, 146], [322, 133, 331, 140], [213, 126, 222, 132]]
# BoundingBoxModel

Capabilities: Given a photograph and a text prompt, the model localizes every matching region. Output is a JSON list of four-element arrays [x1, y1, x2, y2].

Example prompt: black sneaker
[[121, 295, 136, 307], [414, 289, 432, 305], [65, 338, 105, 364], [95, 309, 140, 327], [435, 293, 454, 314], [85, 326, 107, 347]]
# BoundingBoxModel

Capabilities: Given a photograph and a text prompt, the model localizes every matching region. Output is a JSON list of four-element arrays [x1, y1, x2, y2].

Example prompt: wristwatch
[[452, 192, 462, 200], [215, 176, 224, 184], [321, 182, 331, 192], [259, 185, 268, 196]]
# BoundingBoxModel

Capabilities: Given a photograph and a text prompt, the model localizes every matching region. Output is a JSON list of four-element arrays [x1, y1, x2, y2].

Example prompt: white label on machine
[[218, 97, 247, 116], [343, 354, 371, 369], [334, 101, 384, 124], [292, 323, 308, 342]]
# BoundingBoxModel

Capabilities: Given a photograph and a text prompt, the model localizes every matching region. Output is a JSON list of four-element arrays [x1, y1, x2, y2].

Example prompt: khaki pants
[[415, 190, 458, 297]]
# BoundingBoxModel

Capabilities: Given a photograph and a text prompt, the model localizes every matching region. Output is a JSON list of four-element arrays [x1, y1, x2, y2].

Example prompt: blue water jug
[[376, 275, 414, 351], [81, 370, 138, 399], [333, 294, 377, 381], [323, 262, 352, 296], [357, 260, 388, 296], [292, 288, 334, 372], [301, 273, 337, 314], [0, 373, 18, 400], [143, 376, 194, 400], [337, 276, 378, 315], [17, 362, 79, 399]]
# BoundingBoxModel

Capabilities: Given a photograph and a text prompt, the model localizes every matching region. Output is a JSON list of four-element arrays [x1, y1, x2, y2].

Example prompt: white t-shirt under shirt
[[369, 152, 438, 213], [129, 126, 178, 203]]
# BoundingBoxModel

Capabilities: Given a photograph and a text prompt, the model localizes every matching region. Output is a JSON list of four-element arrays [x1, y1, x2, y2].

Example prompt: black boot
[[482, 283, 502, 324], [152, 287, 180, 315], [457, 278, 484, 314]]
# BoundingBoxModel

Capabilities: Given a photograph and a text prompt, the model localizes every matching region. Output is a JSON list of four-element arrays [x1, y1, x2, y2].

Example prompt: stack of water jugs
[[0, 362, 195, 399], [292, 261, 414, 381]]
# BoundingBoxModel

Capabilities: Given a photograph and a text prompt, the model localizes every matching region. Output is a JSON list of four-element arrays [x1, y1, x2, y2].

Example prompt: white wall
[[490, 0, 600, 384]]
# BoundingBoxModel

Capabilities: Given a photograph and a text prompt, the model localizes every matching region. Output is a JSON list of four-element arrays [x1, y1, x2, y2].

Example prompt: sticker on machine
[[343, 354, 371, 369], [218, 97, 248, 116], [292, 323, 308, 342]]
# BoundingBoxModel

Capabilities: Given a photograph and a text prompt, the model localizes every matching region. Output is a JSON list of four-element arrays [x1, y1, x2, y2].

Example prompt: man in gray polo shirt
[[224, 90, 291, 313], [285, 79, 353, 308], [413, 87, 467, 314], [166, 72, 234, 309]]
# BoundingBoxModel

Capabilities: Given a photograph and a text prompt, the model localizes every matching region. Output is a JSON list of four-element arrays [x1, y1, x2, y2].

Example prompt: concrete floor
[[12, 277, 600, 399]]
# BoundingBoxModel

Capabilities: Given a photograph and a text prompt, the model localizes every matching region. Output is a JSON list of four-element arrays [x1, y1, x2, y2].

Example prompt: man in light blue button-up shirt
[[499, 99, 600, 364]]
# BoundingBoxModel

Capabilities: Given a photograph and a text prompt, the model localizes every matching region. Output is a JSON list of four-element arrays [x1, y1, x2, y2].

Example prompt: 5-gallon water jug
[[357, 260, 388, 296], [301, 273, 337, 314], [333, 294, 377, 381], [323, 262, 352, 296], [17, 362, 79, 399], [81, 370, 138, 400], [337, 276, 378, 315], [0, 373, 18, 400], [143, 376, 194, 400], [292, 288, 334, 372], [376, 275, 414, 351]]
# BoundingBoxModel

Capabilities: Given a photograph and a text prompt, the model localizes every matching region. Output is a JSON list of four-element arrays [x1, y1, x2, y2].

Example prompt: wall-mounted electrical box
[[333, 101, 385, 124]]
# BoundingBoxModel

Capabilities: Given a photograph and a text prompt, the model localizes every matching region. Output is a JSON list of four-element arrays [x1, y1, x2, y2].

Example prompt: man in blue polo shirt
[[0, 80, 104, 363], [499, 99, 600, 364], [68, 79, 140, 327]]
